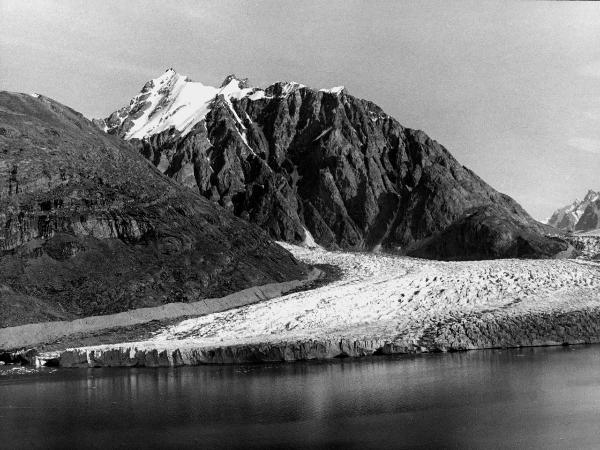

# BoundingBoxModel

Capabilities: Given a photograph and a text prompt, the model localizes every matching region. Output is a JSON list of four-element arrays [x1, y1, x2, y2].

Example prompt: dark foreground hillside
[[0, 92, 307, 327]]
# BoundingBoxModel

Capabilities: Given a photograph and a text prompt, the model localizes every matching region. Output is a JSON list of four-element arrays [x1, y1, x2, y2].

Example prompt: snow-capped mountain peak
[[91, 69, 562, 257], [583, 190, 599, 204], [548, 189, 600, 232], [98, 71, 349, 142], [100, 69, 266, 141], [261, 81, 306, 98], [320, 86, 345, 95], [103, 69, 219, 140]]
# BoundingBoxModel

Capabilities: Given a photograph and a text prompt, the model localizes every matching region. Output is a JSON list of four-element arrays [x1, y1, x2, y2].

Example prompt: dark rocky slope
[[408, 205, 569, 260], [101, 72, 566, 259], [0, 91, 307, 327], [575, 199, 600, 232]]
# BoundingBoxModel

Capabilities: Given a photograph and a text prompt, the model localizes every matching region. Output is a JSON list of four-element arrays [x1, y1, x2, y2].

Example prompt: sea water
[[1, 346, 599, 449]]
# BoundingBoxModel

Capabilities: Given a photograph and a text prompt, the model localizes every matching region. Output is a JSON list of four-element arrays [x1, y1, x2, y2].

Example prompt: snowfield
[[54, 243, 600, 366]]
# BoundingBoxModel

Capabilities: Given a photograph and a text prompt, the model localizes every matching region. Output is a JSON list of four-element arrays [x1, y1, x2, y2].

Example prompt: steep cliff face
[[575, 198, 600, 233], [0, 91, 307, 327], [548, 190, 600, 233], [98, 70, 563, 258]]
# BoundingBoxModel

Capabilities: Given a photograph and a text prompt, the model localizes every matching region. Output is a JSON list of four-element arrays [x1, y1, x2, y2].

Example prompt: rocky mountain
[[0, 91, 307, 327], [97, 69, 568, 259], [409, 205, 570, 260], [548, 190, 600, 233]]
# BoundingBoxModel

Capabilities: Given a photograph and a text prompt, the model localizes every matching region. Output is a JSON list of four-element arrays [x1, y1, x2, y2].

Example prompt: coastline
[[30, 243, 600, 367], [54, 307, 600, 368], [0, 266, 325, 354]]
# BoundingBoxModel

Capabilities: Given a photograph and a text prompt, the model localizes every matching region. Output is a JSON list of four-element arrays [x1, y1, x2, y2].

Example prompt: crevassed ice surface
[[74, 243, 600, 353]]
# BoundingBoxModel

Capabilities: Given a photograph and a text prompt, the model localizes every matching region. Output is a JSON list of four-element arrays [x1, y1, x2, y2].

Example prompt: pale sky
[[1, 0, 599, 220]]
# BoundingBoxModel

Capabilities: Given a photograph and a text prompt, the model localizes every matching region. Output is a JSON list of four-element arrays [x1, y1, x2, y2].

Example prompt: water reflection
[[1, 346, 600, 448]]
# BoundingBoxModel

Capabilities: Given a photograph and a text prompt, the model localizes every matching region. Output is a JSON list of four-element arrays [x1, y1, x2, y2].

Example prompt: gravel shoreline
[[1, 266, 325, 356]]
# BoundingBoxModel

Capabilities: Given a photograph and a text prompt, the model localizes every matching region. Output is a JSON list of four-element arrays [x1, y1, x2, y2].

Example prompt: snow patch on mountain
[[278, 81, 306, 96], [320, 86, 345, 94], [247, 90, 266, 101], [301, 227, 321, 248]]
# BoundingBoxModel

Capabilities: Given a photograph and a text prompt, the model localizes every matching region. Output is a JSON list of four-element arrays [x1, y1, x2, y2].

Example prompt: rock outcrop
[[0, 91, 307, 327], [98, 70, 564, 259], [408, 204, 570, 260], [548, 190, 600, 233]]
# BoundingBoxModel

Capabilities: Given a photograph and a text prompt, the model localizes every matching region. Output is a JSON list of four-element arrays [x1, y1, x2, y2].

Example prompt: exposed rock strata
[[0, 91, 307, 327]]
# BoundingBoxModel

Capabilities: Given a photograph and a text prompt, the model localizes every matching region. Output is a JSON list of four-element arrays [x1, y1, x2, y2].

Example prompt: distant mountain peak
[[548, 189, 600, 232], [584, 189, 599, 202]]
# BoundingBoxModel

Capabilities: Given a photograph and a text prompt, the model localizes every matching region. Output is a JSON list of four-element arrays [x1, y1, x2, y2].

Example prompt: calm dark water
[[1, 346, 600, 449]]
